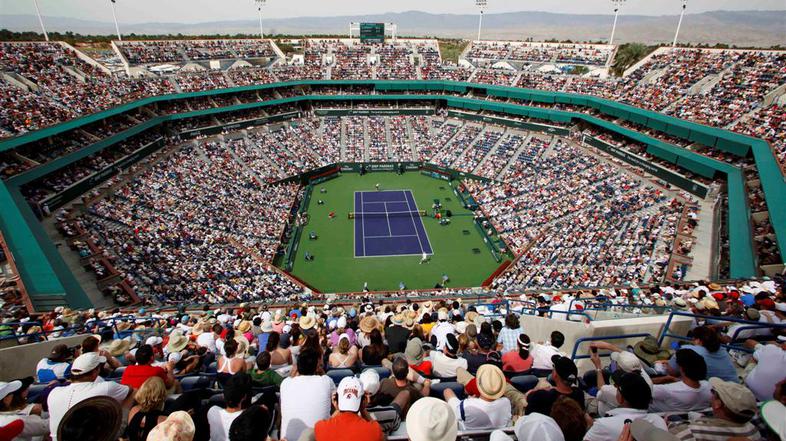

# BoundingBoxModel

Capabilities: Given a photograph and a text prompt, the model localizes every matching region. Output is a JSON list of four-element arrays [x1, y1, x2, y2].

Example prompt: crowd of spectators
[[117, 40, 277, 65], [466, 41, 614, 66], [0, 278, 783, 441]]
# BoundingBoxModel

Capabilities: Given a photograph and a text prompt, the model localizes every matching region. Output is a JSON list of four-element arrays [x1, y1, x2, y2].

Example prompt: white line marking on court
[[359, 191, 366, 257], [363, 234, 420, 239], [383, 202, 393, 236], [403, 190, 428, 255]]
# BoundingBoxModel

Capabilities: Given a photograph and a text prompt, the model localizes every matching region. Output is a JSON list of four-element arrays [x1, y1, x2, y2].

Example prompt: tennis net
[[348, 210, 426, 219]]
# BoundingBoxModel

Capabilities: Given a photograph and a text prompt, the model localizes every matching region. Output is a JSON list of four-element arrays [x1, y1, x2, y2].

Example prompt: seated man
[[249, 351, 283, 388], [314, 376, 383, 441], [584, 372, 666, 441], [650, 348, 711, 413], [667, 378, 761, 441], [526, 355, 585, 416], [443, 364, 512, 430], [431, 334, 468, 378]]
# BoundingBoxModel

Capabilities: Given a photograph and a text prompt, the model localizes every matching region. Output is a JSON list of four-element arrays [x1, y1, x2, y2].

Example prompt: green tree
[[611, 43, 656, 77]]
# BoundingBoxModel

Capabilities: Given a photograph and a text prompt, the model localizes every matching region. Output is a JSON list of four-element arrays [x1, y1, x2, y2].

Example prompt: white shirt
[[583, 408, 667, 441], [197, 333, 217, 353], [430, 351, 468, 378], [280, 375, 335, 441], [650, 381, 712, 413], [745, 343, 786, 401], [47, 380, 130, 441], [430, 322, 456, 351], [447, 396, 512, 430], [0, 411, 49, 441], [530, 343, 565, 370], [206, 406, 242, 441]]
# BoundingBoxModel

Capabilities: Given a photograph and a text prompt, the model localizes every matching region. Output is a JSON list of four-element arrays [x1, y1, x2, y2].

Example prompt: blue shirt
[[669, 344, 737, 382]]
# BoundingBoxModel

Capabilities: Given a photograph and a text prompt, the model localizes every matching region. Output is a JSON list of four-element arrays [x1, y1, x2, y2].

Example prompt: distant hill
[[1, 10, 784, 47]]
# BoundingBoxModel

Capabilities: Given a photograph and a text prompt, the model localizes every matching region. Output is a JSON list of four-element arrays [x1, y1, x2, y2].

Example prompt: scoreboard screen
[[360, 23, 385, 43]]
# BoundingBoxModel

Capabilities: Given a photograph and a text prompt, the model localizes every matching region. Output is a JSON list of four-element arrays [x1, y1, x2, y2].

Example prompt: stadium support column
[[109, 0, 122, 41], [476, 0, 487, 42], [32, 0, 49, 42], [255, 0, 267, 39], [673, 0, 688, 47], [608, 0, 625, 45]]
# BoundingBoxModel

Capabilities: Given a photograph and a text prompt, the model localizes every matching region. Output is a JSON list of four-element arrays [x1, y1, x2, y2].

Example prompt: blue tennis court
[[354, 190, 434, 258]]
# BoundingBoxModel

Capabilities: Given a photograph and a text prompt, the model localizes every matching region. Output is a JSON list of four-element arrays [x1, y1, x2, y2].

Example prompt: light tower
[[109, 0, 122, 41], [608, 0, 625, 45], [255, 0, 266, 39], [475, 0, 487, 42], [31, 0, 49, 41], [672, 0, 688, 47]]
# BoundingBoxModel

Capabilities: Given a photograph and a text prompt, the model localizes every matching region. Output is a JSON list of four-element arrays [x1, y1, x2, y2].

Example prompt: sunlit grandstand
[[0, 2, 784, 441]]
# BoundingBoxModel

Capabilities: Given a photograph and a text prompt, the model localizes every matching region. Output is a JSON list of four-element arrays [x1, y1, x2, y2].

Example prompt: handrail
[[658, 310, 786, 353], [570, 333, 653, 361]]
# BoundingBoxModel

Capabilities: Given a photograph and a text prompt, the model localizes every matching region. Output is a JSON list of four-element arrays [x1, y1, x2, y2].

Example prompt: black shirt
[[385, 326, 410, 354], [525, 387, 585, 416]]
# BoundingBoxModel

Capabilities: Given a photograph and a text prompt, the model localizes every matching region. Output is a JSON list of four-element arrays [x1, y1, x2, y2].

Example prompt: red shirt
[[411, 360, 433, 376], [314, 412, 383, 441], [502, 352, 534, 372], [120, 364, 167, 389]]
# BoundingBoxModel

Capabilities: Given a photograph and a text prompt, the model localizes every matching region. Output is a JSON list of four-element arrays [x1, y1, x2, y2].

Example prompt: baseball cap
[[49, 344, 72, 361], [551, 355, 577, 384], [760, 400, 786, 441], [709, 377, 757, 418], [70, 352, 107, 375], [514, 413, 565, 441], [438, 310, 449, 321], [337, 376, 363, 412], [630, 419, 678, 441], [145, 336, 163, 346], [359, 369, 381, 396], [0, 381, 22, 401], [610, 351, 644, 373], [444, 334, 459, 354]]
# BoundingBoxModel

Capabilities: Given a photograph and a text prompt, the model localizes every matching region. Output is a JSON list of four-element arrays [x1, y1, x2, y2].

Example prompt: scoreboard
[[360, 23, 385, 43]]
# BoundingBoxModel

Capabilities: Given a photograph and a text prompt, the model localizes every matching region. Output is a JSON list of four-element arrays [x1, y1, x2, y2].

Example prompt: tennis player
[[419, 252, 429, 264]]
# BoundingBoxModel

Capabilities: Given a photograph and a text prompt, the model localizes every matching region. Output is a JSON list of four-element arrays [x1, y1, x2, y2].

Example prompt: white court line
[[403, 190, 427, 255], [363, 234, 420, 239], [359, 191, 366, 257], [383, 202, 393, 236]]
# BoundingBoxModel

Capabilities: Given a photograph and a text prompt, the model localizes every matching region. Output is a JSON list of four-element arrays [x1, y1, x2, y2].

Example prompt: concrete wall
[[520, 313, 694, 373], [0, 335, 84, 381]]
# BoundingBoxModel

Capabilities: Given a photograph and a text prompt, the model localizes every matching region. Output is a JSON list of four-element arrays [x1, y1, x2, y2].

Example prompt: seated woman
[[361, 329, 388, 365], [126, 376, 168, 441], [328, 334, 358, 369], [502, 333, 534, 373], [217, 338, 247, 376], [266, 332, 292, 369]]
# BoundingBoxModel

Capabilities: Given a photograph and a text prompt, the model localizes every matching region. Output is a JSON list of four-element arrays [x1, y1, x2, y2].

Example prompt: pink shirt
[[502, 352, 533, 372]]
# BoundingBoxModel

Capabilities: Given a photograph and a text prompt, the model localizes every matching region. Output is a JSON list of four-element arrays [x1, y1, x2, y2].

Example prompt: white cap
[[514, 413, 565, 441], [611, 351, 643, 372], [337, 316, 347, 329], [337, 376, 363, 412], [761, 400, 786, 441], [146, 336, 163, 346], [438, 310, 448, 321], [0, 381, 22, 401], [71, 352, 106, 375], [359, 369, 381, 396], [168, 352, 182, 363]]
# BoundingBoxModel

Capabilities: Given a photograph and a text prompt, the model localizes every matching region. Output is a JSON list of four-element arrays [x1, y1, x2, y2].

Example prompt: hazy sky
[[1, 0, 784, 23]]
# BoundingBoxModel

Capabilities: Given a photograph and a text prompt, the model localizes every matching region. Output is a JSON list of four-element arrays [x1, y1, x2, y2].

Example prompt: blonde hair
[[458, 333, 469, 354], [134, 376, 167, 412]]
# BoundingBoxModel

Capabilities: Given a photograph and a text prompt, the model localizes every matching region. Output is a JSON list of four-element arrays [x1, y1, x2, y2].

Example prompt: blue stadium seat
[[180, 375, 212, 392], [326, 369, 355, 386], [109, 366, 126, 379], [27, 383, 49, 403], [205, 362, 218, 374], [360, 366, 391, 379], [208, 393, 225, 408], [429, 382, 465, 400], [510, 375, 539, 394]]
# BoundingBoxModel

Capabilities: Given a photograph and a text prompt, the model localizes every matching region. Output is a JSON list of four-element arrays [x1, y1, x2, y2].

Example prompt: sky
[[1, 0, 784, 23]]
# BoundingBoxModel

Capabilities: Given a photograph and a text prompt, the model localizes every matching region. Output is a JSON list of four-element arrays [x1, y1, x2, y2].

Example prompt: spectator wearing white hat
[[490, 412, 566, 441], [589, 344, 653, 416], [429, 309, 456, 351], [0, 379, 50, 441], [312, 376, 383, 441], [667, 378, 762, 441], [431, 334, 468, 378], [405, 397, 458, 441], [47, 352, 133, 441], [443, 364, 512, 430], [360, 368, 407, 434]]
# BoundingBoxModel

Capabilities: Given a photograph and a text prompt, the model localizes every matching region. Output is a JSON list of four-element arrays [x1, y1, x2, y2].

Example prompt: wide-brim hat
[[465, 311, 479, 323], [299, 316, 316, 330], [57, 396, 122, 441], [237, 320, 252, 333], [391, 314, 405, 326], [107, 338, 132, 357], [359, 316, 380, 334], [633, 336, 670, 366], [405, 397, 458, 441], [476, 364, 506, 400], [167, 331, 188, 353]]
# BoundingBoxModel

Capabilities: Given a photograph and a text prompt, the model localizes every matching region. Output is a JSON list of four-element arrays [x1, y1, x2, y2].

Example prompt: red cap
[[759, 298, 776, 310]]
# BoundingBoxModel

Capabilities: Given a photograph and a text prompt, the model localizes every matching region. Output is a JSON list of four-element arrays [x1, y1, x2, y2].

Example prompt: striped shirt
[[668, 417, 762, 441]]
